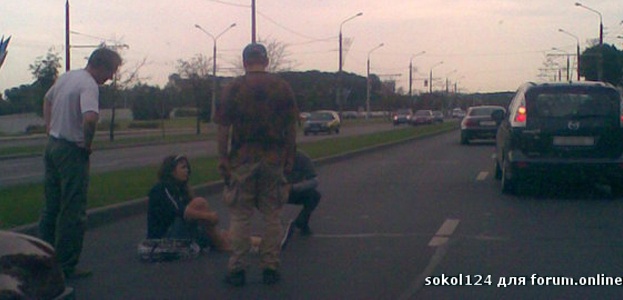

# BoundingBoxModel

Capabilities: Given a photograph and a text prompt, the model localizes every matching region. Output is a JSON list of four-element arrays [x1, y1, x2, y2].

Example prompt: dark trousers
[[287, 189, 321, 227], [39, 137, 90, 273]]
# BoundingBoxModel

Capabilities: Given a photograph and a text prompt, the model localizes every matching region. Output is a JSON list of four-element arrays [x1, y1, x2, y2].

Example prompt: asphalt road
[[66, 130, 623, 299], [0, 121, 399, 187]]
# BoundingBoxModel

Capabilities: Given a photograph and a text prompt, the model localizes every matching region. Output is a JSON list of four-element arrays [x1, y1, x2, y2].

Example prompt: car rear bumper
[[507, 150, 623, 181], [461, 128, 497, 139]]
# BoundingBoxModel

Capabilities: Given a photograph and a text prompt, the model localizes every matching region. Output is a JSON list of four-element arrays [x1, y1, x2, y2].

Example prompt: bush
[[25, 124, 46, 134], [97, 121, 119, 131], [174, 108, 198, 118], [127, 121, 161, 129]]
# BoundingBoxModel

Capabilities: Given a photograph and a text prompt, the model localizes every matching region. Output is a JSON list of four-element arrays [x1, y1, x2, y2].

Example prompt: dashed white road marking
[[401, 218, 461, 300], [476, 171, 488, 181], [427, 219, 460, 247]]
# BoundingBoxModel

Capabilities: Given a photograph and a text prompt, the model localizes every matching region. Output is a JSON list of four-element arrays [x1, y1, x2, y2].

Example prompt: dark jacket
[[146, 182, 190, 239]]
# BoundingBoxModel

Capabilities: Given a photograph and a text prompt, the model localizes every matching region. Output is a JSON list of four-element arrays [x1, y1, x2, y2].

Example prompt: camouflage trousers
[[223, 160, 289, 271]]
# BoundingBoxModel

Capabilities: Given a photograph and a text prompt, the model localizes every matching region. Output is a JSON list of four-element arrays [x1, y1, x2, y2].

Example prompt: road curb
[[13, 126, 456, 235]]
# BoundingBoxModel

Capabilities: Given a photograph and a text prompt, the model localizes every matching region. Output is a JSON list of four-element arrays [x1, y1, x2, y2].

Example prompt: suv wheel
[[610, 181, 623, 198], [501, 160, 516, 194], [494, 160, 502, 180]]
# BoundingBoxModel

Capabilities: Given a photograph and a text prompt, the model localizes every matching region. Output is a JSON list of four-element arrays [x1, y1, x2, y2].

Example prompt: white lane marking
[[427, 219, 460, 247], [399, 239, 451, 300], [401, 219, 461, 299], [434, 219, 460, 237], [427, 237, 449, 247], [476, 171, 488, 181]]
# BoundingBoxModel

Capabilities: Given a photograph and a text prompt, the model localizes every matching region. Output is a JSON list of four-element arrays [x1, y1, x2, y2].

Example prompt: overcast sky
[[1, 0, 622, 94]]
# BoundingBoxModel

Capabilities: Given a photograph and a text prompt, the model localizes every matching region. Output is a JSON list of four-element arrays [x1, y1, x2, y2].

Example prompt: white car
[[451, 108, 466, 118]]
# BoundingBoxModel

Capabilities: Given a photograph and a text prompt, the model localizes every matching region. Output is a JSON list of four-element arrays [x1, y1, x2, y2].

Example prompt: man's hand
[[218, 157, 232, 185]]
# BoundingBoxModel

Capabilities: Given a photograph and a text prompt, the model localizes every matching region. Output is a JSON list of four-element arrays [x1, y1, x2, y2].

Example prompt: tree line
[[2, 43, 622, 122]]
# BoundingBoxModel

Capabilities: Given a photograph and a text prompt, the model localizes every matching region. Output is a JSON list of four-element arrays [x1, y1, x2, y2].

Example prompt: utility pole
[[65, 0, 70, 71], [251, 0, 256, 43]]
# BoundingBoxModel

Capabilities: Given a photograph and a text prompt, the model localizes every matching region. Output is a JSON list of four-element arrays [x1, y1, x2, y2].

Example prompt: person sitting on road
[[144, 154, 230, 256], [286, 149, 321, 236]]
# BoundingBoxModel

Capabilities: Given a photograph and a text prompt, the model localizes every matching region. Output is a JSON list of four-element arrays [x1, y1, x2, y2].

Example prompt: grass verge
[[0, 122, 457, 229]]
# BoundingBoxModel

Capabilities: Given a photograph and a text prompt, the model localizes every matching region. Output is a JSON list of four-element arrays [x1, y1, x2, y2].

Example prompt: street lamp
[[409, 51, 426, 101], [429, 61, 443, 94], [575, 2, 603, 45], [445, 69, 457, 94], [195, 23, 236, 124], [558, 28, 581, 81], [551, 47, 571, 81], [366, 43, 384, 119], [337, 12, 363, 112]]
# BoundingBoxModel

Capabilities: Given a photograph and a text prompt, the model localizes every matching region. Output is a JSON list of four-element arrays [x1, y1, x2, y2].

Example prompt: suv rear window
[[531, 91, 619, 119], [469, 107, 503, 116]]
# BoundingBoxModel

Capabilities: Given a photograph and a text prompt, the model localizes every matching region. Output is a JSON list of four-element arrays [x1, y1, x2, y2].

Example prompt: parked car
[[304, 110, 341, 135], [460, 105, 506, 144], [392, 108, 413, 125], [432, 110, 444, 123], [451, 108, 466, 118], [0, 230, 74, 299], [493, 81, 623, 195], [410, 110, 434, 125]]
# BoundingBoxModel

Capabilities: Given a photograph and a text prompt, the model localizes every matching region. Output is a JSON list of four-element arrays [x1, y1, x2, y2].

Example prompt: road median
[[7, 122, 458, 234]]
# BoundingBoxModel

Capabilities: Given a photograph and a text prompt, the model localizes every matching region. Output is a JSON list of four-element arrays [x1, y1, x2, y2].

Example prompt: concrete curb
[[13, 126, 456, 235]]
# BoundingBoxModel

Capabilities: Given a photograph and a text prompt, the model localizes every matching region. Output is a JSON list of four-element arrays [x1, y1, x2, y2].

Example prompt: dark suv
[[493, 81, 623, 195]]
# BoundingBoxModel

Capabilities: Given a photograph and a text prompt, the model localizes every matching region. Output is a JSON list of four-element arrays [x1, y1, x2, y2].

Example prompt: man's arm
[[283, 85, 299, 175], [82, 111, 99, 154], [43, 98, 52, 135], [216, 124, 231, 183]]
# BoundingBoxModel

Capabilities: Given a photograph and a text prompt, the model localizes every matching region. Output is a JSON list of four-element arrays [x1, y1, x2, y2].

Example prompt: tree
[[580, 44, 623, 86], [26, 48, 62, 116], [231, 37, 297, 75], [175, 54, 212, 133]]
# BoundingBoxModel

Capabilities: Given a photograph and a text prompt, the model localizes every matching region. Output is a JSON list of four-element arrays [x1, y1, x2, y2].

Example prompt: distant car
[[299, 112, 311, 121], [460, 105, 506, 144], [392, 108, 413, 125], [0, 230, 74, 299], [304, 110, 341, 135], [341, 111, 359, 119], [494, 81, 623, 195], [411, 110, 434, 125], [451, 108, 466, 118], [432, 111, 444, 123]]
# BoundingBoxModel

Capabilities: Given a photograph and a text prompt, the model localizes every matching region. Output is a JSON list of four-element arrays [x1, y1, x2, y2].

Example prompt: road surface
[[66, 130, 623, 299]]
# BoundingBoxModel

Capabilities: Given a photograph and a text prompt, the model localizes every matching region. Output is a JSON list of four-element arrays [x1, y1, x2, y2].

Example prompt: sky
[[1, 0, 622, 95]]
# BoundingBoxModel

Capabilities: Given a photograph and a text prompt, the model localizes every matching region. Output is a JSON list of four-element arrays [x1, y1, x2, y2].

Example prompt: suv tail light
[[620, 99, 623, 127], [513, 106, 527, 127]]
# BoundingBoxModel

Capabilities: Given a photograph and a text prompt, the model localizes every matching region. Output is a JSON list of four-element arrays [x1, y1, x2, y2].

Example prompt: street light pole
[[558, 28, 581, 81], [337, 12, 362, 113], [409, 51, 425, 103], [575, 2, 603, 45], [551, 47, 571, 81], [429, 61, 443, 94], [65, 0, 70, 71], [195, 23, 237, 123], [366, 43, 384, 119], [251, 0, 256, 43]]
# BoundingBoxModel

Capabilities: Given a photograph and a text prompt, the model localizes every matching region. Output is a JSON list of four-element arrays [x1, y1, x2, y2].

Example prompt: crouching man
[[287, 150, 321, 236]]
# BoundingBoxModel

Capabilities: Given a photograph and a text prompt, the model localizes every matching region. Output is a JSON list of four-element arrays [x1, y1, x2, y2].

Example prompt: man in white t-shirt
[[39, 47, 121, 279]]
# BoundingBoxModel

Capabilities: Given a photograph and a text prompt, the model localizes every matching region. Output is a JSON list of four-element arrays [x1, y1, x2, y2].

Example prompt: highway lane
[[66, 129, 623, 299], [0, 121, 401, 187]]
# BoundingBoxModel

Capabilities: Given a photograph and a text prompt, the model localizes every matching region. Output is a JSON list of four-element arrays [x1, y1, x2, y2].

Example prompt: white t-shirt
[[45, 69, 99, 143]]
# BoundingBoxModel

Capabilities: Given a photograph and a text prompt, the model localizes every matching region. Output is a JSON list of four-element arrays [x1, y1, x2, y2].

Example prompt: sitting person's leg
[[184, 197, 230, 251], [184, 197, 219, 224]]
